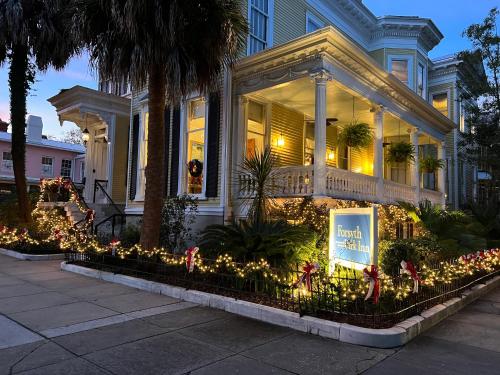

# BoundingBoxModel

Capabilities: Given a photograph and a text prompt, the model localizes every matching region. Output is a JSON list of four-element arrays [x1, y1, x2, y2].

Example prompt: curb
[[0, 248, 65, 261], [60, 261, 500, 348]]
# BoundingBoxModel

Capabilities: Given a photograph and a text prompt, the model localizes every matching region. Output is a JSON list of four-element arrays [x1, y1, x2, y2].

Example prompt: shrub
[[199, 220, 318, 269], [379, 239, 420, 276], [0, 190, 39, 227], [120, 224, 141, 248], [160, 194, 198, 253]]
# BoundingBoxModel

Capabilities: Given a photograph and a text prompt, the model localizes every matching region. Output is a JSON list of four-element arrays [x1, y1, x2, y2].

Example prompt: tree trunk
[[140, 66, 166, 250], [8, 45, 31, 225]]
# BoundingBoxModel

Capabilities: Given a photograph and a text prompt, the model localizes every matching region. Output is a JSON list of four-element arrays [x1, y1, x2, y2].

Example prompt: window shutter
[[169, 107, 181, 196], [164, 107, 171, 197], [206, 92, 221, 198], [129, 114, 140, 200]]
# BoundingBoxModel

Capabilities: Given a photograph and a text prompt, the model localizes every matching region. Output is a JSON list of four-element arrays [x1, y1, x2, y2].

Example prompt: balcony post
[[311, 70, 332, 196], [410, 128, 420, 205], [437, 141, 446, 207], [373, 106, 384, 202]]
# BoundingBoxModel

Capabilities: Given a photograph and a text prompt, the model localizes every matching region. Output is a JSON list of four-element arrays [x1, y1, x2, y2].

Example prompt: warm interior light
[[327, 150, 335, 160], [277, 133, 285, 147], [82, 128, 90, 145]]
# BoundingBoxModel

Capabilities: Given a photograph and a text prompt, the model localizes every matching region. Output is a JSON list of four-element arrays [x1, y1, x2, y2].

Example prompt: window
[[459, 102, 465, 132], [248, 0, 272, 54], [417, 63, 425, 98], [61, 159, 72, 178], [247, 101, 266, 158], [41, 157, 54, 177], [391, 59, 409, 85], [2, 151, 12, 170], [186, 98, 207, 195], [432, 93, 449, 118], [306, 11, 324, 33]]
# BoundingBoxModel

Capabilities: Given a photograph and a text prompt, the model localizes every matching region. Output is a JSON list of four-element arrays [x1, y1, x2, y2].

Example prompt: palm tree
[[0, 0, 78, 225], [73, 0, 247, 249]]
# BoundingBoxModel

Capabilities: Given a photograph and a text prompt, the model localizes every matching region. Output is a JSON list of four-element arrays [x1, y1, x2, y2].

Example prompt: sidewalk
[[0, 253, 499, 374]]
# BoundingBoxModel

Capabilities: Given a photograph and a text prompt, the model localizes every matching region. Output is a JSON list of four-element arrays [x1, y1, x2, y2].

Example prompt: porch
[[233, 27, 454, 208]]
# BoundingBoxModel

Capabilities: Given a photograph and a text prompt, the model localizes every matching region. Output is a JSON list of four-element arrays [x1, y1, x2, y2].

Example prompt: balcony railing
[[238, 165, 444, 206]]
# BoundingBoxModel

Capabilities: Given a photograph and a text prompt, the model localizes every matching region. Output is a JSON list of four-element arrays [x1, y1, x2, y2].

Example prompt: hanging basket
[[386, 142, 415, 164], [419, 156, 445, 173], [338, 121, 373, 150]]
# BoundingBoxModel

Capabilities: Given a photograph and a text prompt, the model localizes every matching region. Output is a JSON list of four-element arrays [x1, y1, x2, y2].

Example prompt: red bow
[[363, 265, 380, 304], [109, 239, 121, 256], [85, 209, 95, 222], [294, 262, 319, 292], [54, 229, 63, 241], [185, 247, 199, 273]]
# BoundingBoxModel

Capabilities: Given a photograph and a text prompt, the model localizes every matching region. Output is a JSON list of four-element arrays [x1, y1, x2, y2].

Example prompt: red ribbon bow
[[185, 247, 199, 273], [109, 239, 121, 256], [363, 265, 380, 304], [294, 262, 319, 292], [85, 209, 95, 222]]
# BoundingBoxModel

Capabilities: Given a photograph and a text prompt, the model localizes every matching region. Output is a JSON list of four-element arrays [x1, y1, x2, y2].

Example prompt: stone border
[[0, 248, 65, 261], [60, 261, 500, 348]]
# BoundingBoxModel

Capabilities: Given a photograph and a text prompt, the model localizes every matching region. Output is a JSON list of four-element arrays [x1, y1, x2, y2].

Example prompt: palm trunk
[[140, 66, 166, 250], [8, 45, 31, 225]]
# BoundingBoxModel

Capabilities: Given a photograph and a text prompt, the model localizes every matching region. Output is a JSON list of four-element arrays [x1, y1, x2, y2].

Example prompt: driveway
[[0, 253, 499, 374]]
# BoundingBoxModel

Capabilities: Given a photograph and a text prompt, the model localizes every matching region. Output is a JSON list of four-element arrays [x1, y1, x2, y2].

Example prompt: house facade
[[0, 115, 85, 193], [48, 0, 484, 231]]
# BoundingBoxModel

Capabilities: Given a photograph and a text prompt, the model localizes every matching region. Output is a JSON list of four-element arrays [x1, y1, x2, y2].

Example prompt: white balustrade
[[274, 166, 314, 196], [420, 188, 444, 206], [325, 167, 378, 201], [383, 180, 416, 204]]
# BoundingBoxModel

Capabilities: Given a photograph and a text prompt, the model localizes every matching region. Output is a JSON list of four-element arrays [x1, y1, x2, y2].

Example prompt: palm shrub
[[379, 239, 420, 276], [0, 0, 78, 225], [160, 195, 198, 253], [337, 121, 373, 150], [419, 156, 445, 173], [73, 0, 247, 249], [199, 220, 317, 269], [386, 142, 415, 164]]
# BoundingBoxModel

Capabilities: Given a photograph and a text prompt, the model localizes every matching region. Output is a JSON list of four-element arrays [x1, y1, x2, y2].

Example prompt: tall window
[[391, 59, 409, 85], [417, 63, 425, 98], [2, 151, 12, 170], [247, 101, 266, 158], [306, 11, 324, 33], [61, 159, 72, 178], [248, 0, 270, 54], [41, 157, 54, 177], [432, 93, 448, 118], [186, 98, 206, 195]]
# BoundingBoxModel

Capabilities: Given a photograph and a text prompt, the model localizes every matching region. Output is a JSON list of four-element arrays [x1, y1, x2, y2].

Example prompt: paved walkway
[[0, 254, 499, 374]]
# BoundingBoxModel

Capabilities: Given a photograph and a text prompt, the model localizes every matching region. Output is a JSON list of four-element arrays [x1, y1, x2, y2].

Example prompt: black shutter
[[206, 92, 221, 198], [164, 107, 171, 197], [169, 107, 181, 196], [129, 114, 140, 200]]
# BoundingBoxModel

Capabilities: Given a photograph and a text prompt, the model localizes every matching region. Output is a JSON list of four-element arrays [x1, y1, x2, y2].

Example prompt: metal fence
[[65, 251, 499, 328]]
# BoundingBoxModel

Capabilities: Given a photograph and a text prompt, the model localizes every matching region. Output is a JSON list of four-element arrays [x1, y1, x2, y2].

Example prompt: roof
[[0, 132, 85, 154]]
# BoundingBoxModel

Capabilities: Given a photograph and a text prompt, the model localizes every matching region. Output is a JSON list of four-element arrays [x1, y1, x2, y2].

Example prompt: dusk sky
[[0, 0, 497, 138]]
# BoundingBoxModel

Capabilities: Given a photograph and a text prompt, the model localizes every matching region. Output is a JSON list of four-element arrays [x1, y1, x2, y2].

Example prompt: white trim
[[388, 54, 414, 90], [106, 113, 116, 198], [306, 11, 325, 33]]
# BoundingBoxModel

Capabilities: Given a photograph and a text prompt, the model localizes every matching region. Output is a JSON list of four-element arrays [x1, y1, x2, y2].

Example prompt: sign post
[[329, 207, 378, 272]]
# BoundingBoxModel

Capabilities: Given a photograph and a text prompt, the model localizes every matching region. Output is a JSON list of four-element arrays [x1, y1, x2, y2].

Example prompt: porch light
[[276, 133, 285, 147], [327, 150, 335, 161], [82, 128, 90, 146]]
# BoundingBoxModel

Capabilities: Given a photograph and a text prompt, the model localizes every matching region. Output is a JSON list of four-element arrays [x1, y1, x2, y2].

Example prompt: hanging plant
[[419, 156, 445, 173], [386, 142, 415, 164], [338, 121, 373, 150]]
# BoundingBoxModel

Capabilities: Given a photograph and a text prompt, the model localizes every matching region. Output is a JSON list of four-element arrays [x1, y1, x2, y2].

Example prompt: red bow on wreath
[[400, 260, 422, 293], [294, 262, 319, 292], [185, 247, 199, 273], [363, 265, 380, 304]]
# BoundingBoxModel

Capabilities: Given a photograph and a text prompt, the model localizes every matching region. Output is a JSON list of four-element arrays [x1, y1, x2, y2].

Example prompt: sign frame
[[329, 206, 378, 272]]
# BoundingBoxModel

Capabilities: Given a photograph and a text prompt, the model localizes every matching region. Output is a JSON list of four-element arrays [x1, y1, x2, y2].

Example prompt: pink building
[[0, 115, 85, 192]]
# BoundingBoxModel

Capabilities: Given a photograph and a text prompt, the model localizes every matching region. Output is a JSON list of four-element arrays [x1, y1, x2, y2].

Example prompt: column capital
[[238, 96, 249, 105], [412, 127, 420, 135], [370, 104, 385, 114], [310, 69, 333, 83]]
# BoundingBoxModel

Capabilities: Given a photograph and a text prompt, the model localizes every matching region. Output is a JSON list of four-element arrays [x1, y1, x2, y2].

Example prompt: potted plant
[[338, 121, 373, 150], [386, 141, 415, 164], [419, 155, 445, 173]]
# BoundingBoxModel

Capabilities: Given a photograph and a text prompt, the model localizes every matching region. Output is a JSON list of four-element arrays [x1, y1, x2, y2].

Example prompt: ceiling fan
[[305, 118, 339, 126]]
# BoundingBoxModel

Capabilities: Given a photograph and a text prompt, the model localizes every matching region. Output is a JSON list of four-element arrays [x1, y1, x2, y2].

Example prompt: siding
[[271, 103, 304, 166], [274, 0, 307, 46]]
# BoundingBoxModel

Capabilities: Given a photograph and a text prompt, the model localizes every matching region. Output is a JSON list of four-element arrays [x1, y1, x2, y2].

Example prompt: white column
[[312, 70, 331, 196], [373, 106, 384, 201], [410, 128, 420, 205], [437, 141, 446, 207]]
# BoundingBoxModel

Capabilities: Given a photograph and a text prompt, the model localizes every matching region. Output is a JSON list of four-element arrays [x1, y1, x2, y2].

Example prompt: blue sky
[[0, 0, 497, 137]]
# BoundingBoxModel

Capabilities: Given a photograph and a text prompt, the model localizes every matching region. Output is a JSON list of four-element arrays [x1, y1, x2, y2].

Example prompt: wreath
[[188, 159, 203, 177]]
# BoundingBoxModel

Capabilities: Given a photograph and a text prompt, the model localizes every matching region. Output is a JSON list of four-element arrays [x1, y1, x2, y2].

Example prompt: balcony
[[239, 165, 444, 206]]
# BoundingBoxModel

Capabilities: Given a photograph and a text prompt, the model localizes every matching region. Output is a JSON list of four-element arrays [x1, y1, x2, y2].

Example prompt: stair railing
[[93, 213, 142, 238], [93, 179, 123, 216]]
